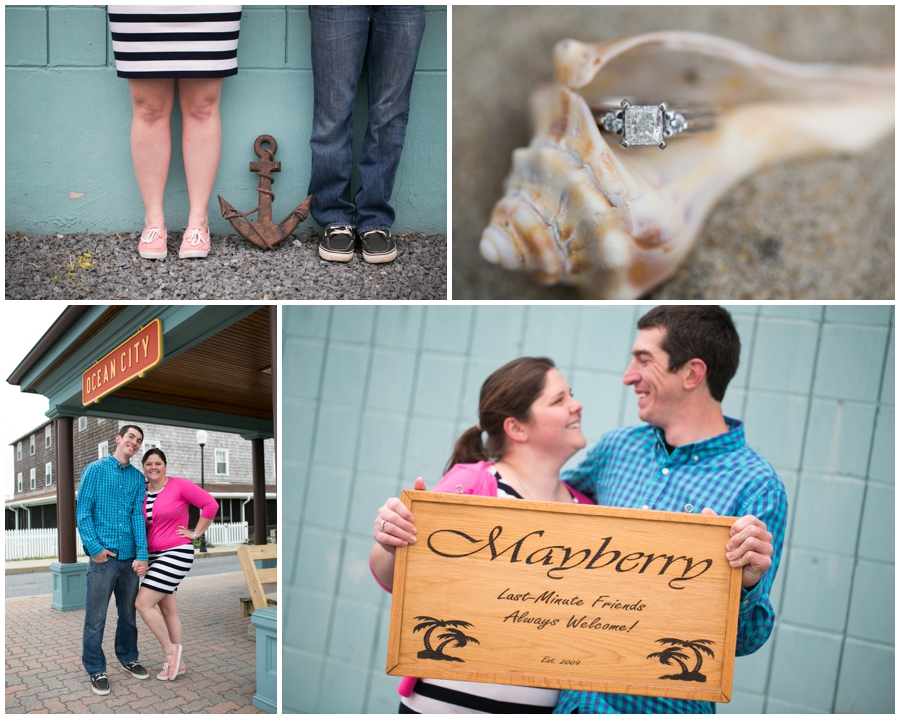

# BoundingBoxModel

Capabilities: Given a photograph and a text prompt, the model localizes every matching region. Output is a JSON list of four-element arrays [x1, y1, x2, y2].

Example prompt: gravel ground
[[5, 229, 446, 300]]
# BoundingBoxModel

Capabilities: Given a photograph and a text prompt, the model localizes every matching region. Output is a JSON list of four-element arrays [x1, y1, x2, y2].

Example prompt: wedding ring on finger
[[382, 520, 387, 533]]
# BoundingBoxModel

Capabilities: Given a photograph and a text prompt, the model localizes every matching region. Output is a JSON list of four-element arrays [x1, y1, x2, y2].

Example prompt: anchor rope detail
[[217, 134, 312, 250]]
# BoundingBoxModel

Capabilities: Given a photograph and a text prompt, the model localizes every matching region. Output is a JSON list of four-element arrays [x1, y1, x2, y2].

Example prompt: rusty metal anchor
[[218, 134, 312, 250]]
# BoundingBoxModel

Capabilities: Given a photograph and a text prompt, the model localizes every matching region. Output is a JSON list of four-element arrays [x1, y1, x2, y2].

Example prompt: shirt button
[[693, 456, 699, 461], [662, 468, 669, 475], [642, 504, 650, 510]]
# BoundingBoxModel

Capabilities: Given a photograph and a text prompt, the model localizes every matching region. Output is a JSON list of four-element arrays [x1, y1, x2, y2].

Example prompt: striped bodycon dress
[[141, 487, 194, 594], [108, 5, 242, 79]]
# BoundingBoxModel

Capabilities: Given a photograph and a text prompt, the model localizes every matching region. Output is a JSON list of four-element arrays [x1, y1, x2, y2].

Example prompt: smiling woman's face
[[143, 454, 166, 481], [516, 368, 586, 460]]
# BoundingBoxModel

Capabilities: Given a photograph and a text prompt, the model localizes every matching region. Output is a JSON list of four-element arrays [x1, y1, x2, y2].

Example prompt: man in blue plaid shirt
[[77, 424, 150, 696], [555, 306, 787, 714]]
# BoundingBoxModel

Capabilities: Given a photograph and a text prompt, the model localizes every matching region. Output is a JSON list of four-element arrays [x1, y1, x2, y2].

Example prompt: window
[[78, 416, 87, 431], [45, 425, 52, 448], [214, 448, 229, 476], [45, 462, 53, 487], [97, 418, 106, 424], [142, 440, 160, 456], [16, 442, 22, 460], [98, 441, 108, 459], [17, 473, 23, 492], [29, 435, 35, 455], [30, 468, 36, 490]]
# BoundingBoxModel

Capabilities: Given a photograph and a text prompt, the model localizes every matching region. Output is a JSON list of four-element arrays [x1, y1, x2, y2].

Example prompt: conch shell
[[480, 32, 894, 298]]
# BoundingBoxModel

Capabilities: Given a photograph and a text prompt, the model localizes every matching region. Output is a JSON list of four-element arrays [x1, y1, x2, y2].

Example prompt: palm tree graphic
[[413, 616, 479, 662], [647, 638, 715, 682]]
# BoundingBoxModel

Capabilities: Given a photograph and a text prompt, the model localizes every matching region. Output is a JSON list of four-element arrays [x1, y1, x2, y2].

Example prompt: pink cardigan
[[371, 461, 595, 697], [143, 476, 219, 553]]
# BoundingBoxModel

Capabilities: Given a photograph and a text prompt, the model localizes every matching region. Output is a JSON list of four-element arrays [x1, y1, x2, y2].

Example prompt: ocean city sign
[[387, 492, 742, 703], [82, 319, 163, 405]]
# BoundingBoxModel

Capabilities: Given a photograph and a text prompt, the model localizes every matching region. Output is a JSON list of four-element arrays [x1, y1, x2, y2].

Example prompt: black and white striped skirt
[[142, 544, 195, 594], [108, 5, 242, 79]]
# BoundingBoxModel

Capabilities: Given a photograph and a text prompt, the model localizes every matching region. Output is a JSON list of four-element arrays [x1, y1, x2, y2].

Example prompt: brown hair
[[141, 447, 167, 466], [637, 305, 740, 402], [445, 357, 556, 473], [117, 424, 144, 442]]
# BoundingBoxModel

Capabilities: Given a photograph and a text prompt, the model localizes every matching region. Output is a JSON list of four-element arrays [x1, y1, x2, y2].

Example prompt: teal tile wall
[[283, 305, 895, 714], [5, 5, 447, 234]]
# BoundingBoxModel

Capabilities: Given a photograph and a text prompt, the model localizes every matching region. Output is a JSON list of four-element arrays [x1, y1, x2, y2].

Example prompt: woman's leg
[[158, 591, 183, 650], [177, 77, 224, 230], [134, 585, 174, 659], [128, 78, 175, 228]]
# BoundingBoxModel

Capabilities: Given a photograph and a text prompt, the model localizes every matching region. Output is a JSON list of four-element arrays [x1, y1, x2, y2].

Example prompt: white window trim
[[98, 441, 108, 459], [78, 416, 87, 431], [142, 440, 161, 456], [45, 462, 53, 486], [30, 468, 36, 490], [45, 425, 52, 448], [29, 435, 36, 455], [17, 472, 23, 492], [214, 448, 229, 476], [16, 442, 22, 460]]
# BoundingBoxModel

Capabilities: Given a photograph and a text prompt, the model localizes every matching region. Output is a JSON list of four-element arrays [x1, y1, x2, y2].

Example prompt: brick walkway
[[6, 571, 266, 713]]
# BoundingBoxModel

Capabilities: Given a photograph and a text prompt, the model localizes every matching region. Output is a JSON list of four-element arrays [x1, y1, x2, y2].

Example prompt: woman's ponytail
[[444, 425, 487, 473]]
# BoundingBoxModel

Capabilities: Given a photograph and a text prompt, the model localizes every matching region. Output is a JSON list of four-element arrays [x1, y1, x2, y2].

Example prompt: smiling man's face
[[622, 327, 687, 430], [115, 427, 143, 459]]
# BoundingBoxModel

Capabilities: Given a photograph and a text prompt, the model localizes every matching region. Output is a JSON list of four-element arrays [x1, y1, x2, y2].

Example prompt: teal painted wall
[[5, 5, 447, 235], [282, 305, 895, 713]]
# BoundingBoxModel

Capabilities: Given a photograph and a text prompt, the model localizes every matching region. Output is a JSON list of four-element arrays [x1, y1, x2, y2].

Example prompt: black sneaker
[[121, 661, 149, 679], [360, 229, 397, 264], [318, 225, 355, 262], [90, 672, 110, 695]]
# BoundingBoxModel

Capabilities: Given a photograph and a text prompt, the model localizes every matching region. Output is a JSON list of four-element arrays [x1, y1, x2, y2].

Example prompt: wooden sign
[[387, 491, 742, 703], [82, 319, 163, 405]]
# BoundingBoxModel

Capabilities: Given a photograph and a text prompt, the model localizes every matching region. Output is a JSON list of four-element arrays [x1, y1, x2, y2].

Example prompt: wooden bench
[[238, 543, 277, 618]]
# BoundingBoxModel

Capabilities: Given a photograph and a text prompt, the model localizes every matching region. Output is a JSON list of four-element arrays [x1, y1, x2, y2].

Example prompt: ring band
[[591, 99, 717, 149], [382, 520, 387, 532]]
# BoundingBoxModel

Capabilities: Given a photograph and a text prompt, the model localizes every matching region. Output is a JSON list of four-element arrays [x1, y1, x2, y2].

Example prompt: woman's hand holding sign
[[370, 477, 428, 590]]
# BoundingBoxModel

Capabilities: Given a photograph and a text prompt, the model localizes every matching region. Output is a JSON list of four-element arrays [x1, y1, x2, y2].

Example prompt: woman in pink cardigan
[[133, 448, 219, 681], [370, 357, 595, 713]]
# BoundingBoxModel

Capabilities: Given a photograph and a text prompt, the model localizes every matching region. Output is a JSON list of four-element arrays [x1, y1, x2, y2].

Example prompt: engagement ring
[[591, 99, 716, 149]]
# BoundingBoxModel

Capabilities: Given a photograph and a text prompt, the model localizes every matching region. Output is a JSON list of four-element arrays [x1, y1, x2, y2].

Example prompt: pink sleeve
[[174, 477, 219, 518], [398, 676, 417, 697]]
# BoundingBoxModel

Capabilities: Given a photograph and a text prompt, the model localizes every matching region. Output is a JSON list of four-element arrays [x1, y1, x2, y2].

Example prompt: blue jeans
[[308, 6, 425, 232], [82, 556, 140, 675]]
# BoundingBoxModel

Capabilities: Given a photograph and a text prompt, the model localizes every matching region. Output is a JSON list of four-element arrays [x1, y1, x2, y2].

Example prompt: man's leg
[[113, 558, 141, 669], [82, 558, 117, 676], [354, 5, 425, 234], [307, 5, 370, 231]]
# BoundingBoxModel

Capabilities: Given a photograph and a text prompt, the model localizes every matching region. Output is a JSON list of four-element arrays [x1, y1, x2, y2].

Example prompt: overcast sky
[[1, 302, 70, 500]]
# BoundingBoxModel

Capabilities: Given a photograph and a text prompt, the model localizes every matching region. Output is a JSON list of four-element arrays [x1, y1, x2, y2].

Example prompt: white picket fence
[[4, 522, 248, 561], [205, 521, 249, 546]]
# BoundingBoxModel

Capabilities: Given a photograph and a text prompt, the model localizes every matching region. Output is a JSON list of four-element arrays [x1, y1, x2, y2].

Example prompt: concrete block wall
[[5, 5, 447, 235], [282, 305, 894, 714]]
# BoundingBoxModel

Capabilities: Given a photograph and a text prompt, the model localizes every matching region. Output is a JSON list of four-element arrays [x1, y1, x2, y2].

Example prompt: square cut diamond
[[623, 105, 663, 146]]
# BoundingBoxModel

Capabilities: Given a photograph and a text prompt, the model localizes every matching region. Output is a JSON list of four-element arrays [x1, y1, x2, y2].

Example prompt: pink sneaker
[[157, 644, 183, 681], [156, 661, 176, 681], [139, 226, 167, 259], [179, 227, 210, 258]]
